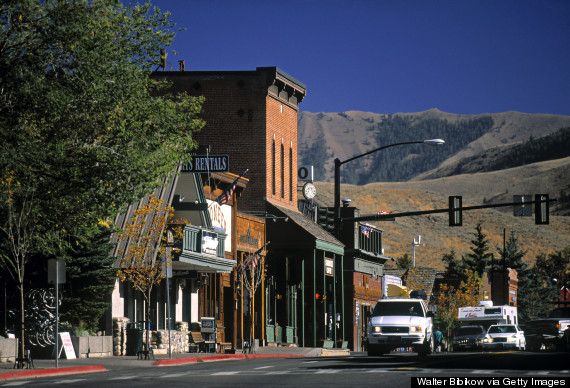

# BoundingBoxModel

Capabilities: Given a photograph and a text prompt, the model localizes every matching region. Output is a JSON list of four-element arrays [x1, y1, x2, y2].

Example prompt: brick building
[[154, 67, 345, 349]]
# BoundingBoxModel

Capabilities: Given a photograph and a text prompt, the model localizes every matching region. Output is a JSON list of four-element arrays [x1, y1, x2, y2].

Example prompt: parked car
[[452, 325, 486, 351], [483, 324, 526, 351]]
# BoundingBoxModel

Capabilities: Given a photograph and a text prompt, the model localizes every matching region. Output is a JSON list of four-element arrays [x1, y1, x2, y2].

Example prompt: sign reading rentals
[[182, 155, 229, 173]]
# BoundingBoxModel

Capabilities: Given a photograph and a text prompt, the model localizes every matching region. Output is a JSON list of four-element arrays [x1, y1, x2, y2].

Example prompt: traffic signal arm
[[342, 197, 557, 224]]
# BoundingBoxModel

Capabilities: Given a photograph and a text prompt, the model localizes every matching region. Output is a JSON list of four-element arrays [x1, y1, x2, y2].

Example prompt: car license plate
[[388, 337, 402, 344]]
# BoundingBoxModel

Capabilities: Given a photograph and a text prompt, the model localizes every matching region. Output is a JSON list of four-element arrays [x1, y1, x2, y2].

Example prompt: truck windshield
[[372, 301, 423, 317]]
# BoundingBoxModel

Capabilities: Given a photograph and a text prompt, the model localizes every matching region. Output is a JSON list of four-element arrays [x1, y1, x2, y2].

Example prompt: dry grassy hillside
[[312, 160, 570, 269], [298, 109, 570, 182]]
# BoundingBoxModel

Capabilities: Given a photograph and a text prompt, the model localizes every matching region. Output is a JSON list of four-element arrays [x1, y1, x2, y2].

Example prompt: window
[[372, 301, 423, 317], [272, 140, 276, 196], [289, 147, 293, 201], [281, 143, 284, 198]]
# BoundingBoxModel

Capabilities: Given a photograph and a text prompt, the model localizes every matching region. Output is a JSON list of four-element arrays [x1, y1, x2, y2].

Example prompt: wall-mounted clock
[[302, 182, 316, 200]]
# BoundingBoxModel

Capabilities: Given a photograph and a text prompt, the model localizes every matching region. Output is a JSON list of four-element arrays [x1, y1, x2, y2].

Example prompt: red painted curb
[[153, 356, 199, 366], [245, 354, 303, 359], [198, 354, 247, 362], [0, 365, 107, 381]]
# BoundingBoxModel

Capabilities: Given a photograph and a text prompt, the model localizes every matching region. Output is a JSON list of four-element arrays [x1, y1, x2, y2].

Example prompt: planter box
[[71, 336, 113, 358], [0, 338, 17, 363]]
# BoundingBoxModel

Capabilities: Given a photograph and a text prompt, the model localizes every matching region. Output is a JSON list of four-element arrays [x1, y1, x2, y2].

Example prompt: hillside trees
[[0, 0, 204, 365], [344, 116, 494, 184]]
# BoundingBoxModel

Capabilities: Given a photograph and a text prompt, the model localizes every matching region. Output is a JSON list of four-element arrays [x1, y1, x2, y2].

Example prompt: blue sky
[[150, 0, 570, 116]]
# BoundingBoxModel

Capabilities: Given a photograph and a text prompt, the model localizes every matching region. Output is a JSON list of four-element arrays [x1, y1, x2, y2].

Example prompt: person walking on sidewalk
[[434, 326, 444, 352]]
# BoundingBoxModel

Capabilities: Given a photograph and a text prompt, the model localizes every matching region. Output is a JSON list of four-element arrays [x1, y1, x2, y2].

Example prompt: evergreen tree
[[396, 253, 413, 270], [517, 248, 569, 321], [61, 227, 116, 333], [462, 223, 494, 277], [494, 230, 528, 273], [441, 249, 467, 286]]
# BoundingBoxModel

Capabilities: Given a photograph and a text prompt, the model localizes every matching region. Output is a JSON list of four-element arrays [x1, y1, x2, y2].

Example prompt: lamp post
[[333, 139, 445, 237]]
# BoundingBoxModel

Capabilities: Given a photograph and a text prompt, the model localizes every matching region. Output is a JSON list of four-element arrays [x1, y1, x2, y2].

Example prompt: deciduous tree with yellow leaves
[[116, 195, 186, 353], [435, 269, 482, 350]]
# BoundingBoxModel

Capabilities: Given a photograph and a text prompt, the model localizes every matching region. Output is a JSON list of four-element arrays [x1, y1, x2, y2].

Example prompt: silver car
[[483, 324, 526, 351]]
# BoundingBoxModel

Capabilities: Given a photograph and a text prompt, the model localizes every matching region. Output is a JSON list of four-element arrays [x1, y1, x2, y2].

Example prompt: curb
[[0, 353, 314, 380], [0, 365, 107, 381], [152, 353, 303, 366]]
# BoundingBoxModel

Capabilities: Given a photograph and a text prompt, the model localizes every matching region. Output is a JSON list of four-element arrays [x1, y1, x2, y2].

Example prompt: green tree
[[0, 0, 204, 366], [441, 249, 467, 286], [462, 223, 494, 277], [518, 247, 570, 321], [396, 253, 413, 270], [61, 227, 117, 334], [493, 230, 528, 273]]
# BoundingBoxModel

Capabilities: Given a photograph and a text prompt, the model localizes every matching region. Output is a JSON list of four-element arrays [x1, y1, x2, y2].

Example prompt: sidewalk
[[0, 346, 349, 381]]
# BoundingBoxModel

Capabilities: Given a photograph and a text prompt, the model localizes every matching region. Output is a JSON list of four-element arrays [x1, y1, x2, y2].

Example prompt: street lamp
[[333, 139, 445, 237]]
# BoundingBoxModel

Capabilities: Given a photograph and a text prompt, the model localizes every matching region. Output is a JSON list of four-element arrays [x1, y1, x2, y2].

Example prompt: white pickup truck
[[367, 298, 435, 356]]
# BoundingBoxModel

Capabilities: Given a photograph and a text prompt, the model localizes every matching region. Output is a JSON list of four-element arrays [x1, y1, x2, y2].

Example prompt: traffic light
[[317, 207, 334, 232], [449, 196, 463, 227], [315, 292, 325, 302], [535, 194, 549, 225]]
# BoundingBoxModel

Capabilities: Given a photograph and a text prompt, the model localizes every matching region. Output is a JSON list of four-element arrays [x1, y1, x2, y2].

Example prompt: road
[[1, 351, 568, 387]]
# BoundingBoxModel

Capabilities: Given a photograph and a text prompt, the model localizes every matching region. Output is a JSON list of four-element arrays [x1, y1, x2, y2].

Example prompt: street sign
[[181, 155, 229, 173], [47, 259, 66, 285]]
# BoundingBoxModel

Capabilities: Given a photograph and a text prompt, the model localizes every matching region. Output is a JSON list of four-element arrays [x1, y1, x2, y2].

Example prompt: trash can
[[126, 322, 143, 356]]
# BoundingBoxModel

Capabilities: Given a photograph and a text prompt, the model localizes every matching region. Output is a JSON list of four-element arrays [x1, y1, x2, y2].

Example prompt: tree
[[237, 244, 268, 348], [396, 253, 413, 270], [61, 227, 117, 334], [0, 171, 40, 366], [441, 249, 467, 286], [518, 247, 570, 321], [462, 223, 494, 277], [0, 1, 203, 366], [435, 269, 482, 349], [494, 230, 527, 273], [116, 194, 179, 354]]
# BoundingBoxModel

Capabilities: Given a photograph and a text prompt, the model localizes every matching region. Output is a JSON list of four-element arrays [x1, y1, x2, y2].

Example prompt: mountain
[[311, 162, 570, 269], [298, 109, 570, 269], [298, 109, 570, 184]]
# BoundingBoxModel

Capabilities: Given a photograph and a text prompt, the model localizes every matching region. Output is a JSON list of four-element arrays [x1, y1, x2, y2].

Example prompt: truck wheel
[[418, 336, 434, 356], [526, 340, 541, 352], [367, 344, 388, 356]]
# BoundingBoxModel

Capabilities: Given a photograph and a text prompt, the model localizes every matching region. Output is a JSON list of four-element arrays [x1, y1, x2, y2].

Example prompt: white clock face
[[303, 183, 316, 199]]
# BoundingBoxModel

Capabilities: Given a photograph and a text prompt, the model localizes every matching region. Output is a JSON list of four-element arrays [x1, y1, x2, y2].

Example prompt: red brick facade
[[153, 67, 305, 213]]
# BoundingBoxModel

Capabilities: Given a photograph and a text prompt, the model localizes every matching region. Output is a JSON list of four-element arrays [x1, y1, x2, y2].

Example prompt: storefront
[[265, 201, 345, 348]]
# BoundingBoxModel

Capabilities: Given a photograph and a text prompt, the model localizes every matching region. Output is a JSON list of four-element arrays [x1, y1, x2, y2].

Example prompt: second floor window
[[272, 140, 276, 196]]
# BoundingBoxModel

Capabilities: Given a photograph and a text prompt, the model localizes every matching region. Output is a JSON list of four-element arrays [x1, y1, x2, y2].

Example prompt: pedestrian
[[434, 326, 444, 352]]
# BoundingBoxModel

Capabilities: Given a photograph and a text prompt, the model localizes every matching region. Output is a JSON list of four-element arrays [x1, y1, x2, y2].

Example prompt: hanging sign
[[325, 258, 334, 276]]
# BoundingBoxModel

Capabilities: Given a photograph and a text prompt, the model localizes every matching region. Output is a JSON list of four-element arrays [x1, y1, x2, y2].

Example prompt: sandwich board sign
[[57, 332, 76, 359]]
